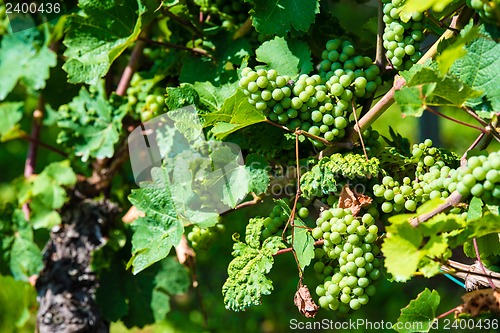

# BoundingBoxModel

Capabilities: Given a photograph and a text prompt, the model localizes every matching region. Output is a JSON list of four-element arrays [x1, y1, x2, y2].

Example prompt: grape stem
[[19, 133, 67, 157], [460, 132, 485, 166], [409, 191, 462, 227], [351, 99, 369, 161], [426, 106, 487, 133], [22, 95, 45, 220], [77, 37, 147, 197], [435, 305, 462, 320], [140, 38, 212, 58], [375, 0, 386, 69], [274, 240, 324, 257], [472, 238, 497, 289], [463, 106, 500, 143]]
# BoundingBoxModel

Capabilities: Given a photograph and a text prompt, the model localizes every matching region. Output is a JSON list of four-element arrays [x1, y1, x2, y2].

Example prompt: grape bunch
[[449, 151, 500, 204], [319, 39, 382, 99], [373, 139, 458, 213], [311, 208, 381, 313], [381, 0, 425, 70], [126, 73, 166, 122], [239, 40, 381, 147], [466, 0, 500, 25], [261, 203, 310, 239], [188, 224, 225, 250]]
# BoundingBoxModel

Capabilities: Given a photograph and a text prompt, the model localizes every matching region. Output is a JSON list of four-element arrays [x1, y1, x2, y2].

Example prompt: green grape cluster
[[362, 127, 381, 155], [240, 39, 381, 147], [381, 0, 424, 70], [188, 224, 225, 250], [449, 151, 500, 204], [126, 74, 166, 122], [466, 0, 500, 25], [319, 39, 382, 100], [261, 203, 310, 239], [373, 139, 457, 213], [311, 208, 381, 313]]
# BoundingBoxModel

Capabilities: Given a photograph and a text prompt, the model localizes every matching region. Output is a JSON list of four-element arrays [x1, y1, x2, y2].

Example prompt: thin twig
[[426, 106, 487, 133], [23, 96, 45, 220], [436, 305, 462, 319], [409, 191, 462, 227], [348, 7, 474, 142], [351, 99, 369, 161], [460, 132, 485, 166], [274, 240, 324, 256], [116, 38, 146, 96], [472, 238, 496, 289], [19, 134, 67, 156], [140, 38, 212, 58], [375, 0, 386, 69]]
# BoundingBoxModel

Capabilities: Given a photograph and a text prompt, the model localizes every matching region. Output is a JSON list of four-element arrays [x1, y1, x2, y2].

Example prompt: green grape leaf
[[394, 288, 440, 333], [57, 82, 127, 162], [9, 237, 43, 282], [245, 154, 270, 195], [128, 168, 183, 274], [150, 257, 190, 322], [204, 90, 266, 139], [394, 83, 436, 117], [293, 218, 315, 270], [451, 24, 500, 113], [467, 197, 484, 222], [255, 37, 313, 76], [463, 233, 500, 258], [436, 25, 479, 74], [193, 81, 238, 113], [249, 0, 320, 37], [117, 256, 189, 327], [18, 161, 76, 229], [165, 84, 200, 111], [62, 0, 156, 84], [222, 218, 285, 311], [0, 275, 37, 332], [397, 62, 481, 116], [399, 0, 456, 22], [0, 34, 57, 100], [0, 102, 23, 141], [198, 145, 250, 208], [300, 153, 380, 198], [382, 220, 424, 282]]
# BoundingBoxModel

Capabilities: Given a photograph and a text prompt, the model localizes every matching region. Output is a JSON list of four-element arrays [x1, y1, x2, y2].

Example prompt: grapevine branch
[[426, 106, 487, 133], [22, 95, 45, 220], [472, 238, 496, 289], [441, 259, 500, 290], [348, 6, 474, 141], [409, 191, 462, 227], [19, 133, 67, 157], [140, 38, 212, 58], [274, 240, 324, 256]]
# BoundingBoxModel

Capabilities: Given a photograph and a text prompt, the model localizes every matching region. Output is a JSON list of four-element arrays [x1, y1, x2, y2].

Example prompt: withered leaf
[[338, 184, 372, 216], [456, 289, 500, 317], [294, 284, 319, 318]]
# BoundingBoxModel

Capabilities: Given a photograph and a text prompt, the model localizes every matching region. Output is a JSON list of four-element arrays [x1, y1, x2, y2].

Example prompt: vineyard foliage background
[[0, 0, 500, 332]]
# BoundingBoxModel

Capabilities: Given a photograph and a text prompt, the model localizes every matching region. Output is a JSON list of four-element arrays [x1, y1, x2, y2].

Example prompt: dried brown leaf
[[456, 289, 500, 317], [338, 184, 372, 216], [294, 284, 319, 318]]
